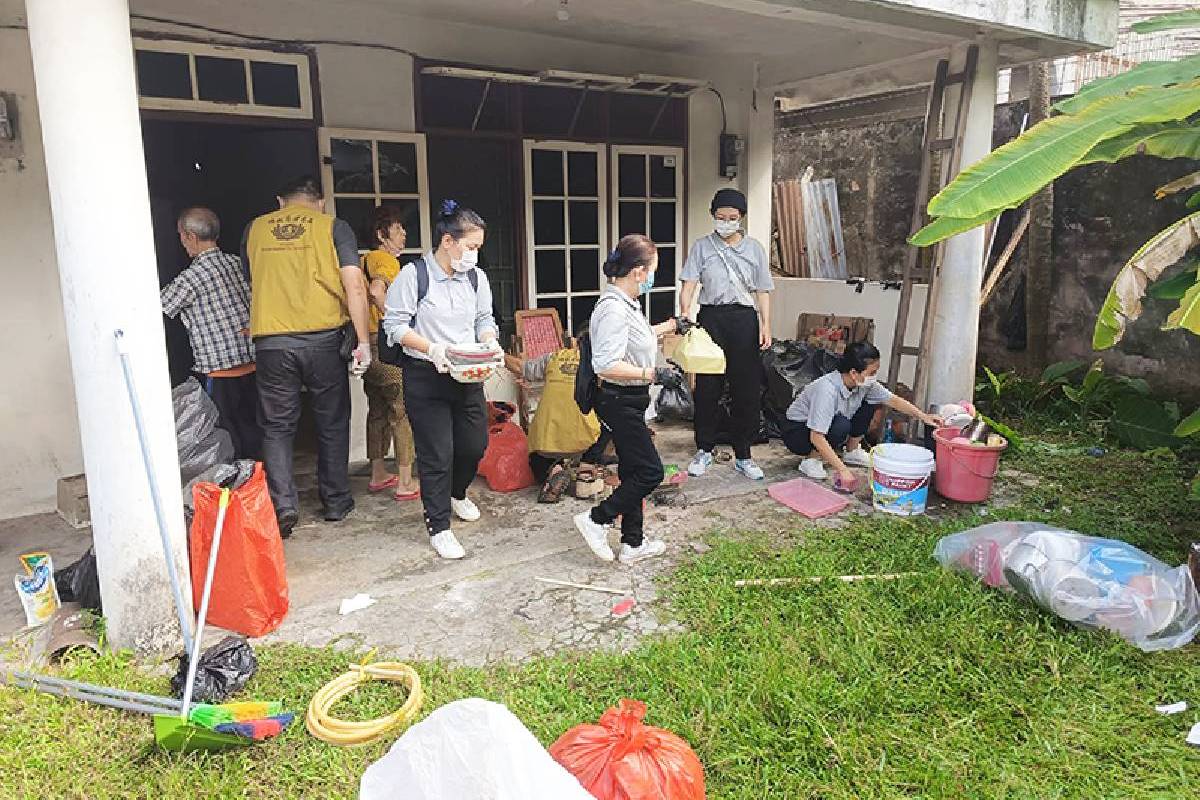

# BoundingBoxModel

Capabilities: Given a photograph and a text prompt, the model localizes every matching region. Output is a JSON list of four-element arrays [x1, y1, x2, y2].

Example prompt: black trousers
[[781, 402, 877, 456], [257, 344, 352, 518], [693, 304, 762, 460], [403, 360, 488, 535], [581, 427, 613, 464], [205, 372, 263, 461], [589, 385, 664, 547]]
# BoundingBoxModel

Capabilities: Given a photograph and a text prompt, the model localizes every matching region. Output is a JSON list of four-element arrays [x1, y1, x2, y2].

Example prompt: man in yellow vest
[[242, 175, 371, 537]]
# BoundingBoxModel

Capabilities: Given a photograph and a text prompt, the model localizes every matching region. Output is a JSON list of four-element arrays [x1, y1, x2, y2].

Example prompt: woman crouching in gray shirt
[[574, 234, 688, 564]]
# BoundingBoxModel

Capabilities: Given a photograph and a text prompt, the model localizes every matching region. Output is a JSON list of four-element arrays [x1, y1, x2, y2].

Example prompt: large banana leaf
[[1076, 124, 1184, 164], [1133, 10, 1200, 34], [1156, 170, 1200, 200], [1176, 407, 1200, 437], [908, 210, 999, 246], [928, 82, 1200, 221], [1147, 257, 1199, 299], [1055, 54, 1200, 115], [1093, 211, 1200, 349], [1164, 278, 1200, 335], [1189, 191, 1200, 210]]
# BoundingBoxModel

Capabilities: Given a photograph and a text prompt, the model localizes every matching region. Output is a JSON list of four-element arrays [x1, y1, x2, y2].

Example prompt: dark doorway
[[426, 135, 521, 344], [141, 118, 318, 384]]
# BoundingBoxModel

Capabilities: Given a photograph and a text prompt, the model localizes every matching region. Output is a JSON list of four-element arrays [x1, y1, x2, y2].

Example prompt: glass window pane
[[568, 200, 599, 245], [618, 201, 646, 236], [195, 56, 248, 104], [618, 154, 645, 198], [533, 200, 565, 245], [531, 149, 564, 196], [334, 198, 378, 247], [567, 151, 598, 197], [536, 297, 568, 332], [250, 61, 301, 108], [375, 199, 422, 251], [650, 202, 676, 244], [570, 249, 600, 293], [572, 295, 600, 331], [649, 155, 678, 198], [378, 141, 419, 194], [656, 246, 676, 286], [650, 291, 676, 323], [331, 139, 373, 194], [535, 249, 567, 294], [136, 50, 191, 99]]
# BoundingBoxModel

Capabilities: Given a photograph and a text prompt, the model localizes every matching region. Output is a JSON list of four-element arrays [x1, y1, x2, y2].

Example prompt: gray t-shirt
[[243, 217, 360, 351], [381, 252, 497, 363], [680, 234, 774, 307], [590, 284, 656, 386], [786, 371, 893, 434]]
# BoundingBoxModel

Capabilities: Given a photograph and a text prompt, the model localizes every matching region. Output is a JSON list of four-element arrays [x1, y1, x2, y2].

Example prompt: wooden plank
[[981, 208, 1031, 305]]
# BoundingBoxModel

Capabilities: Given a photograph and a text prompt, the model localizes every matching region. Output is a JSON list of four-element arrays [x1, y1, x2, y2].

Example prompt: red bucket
[[932, 427, 1007, 503]]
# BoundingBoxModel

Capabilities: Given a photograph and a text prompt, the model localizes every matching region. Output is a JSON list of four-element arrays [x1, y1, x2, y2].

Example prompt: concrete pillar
[[25, 0, 191, 654], [925, 38, 998, 409], [745, 66, 775, 249]]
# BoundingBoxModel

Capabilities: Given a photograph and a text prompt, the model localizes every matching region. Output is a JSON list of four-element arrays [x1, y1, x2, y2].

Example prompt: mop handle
[[114, 330, 195, 658], [180, 487, 230, 718]]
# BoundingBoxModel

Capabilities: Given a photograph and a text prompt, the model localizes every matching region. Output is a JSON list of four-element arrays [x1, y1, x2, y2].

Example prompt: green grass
[[2, 443, 1199, 798]]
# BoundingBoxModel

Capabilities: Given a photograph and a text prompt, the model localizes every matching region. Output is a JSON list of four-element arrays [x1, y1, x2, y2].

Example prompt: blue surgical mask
[[639, 272, 656, 295]]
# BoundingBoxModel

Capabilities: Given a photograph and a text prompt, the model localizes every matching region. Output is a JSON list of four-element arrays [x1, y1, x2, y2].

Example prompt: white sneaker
[[574, 510, 615, 562], [619, 540, 667, 564], [843, 447, 872, 468], [430, 529, 466, 560], [735, 458, 764, 481], [799, 458, 827, 479], [451, 496, 481, 522], [687, 450, 714, 477]]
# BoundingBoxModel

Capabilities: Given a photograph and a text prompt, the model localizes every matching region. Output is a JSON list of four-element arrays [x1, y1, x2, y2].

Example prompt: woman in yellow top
[[362, 205, 419, 500]]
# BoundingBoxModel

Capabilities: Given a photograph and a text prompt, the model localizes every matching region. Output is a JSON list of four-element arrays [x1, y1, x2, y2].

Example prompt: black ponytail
[[434, 198, 486, 245], [603, 234, 657, 279]]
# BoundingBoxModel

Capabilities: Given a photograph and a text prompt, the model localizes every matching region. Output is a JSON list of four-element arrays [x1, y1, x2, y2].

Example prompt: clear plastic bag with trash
[[172, 378, 235, 483], [934, 521, 1200, 651]]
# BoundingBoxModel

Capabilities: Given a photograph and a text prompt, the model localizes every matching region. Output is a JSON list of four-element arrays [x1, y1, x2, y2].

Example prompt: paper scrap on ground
[[1187, 722, 1200, 746], [339, 593, 377, 615], [1156, 701, 1188, 715]]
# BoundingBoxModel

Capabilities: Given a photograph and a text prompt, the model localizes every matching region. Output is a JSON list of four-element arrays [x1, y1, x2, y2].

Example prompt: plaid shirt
[[161, 248, 254, 373]]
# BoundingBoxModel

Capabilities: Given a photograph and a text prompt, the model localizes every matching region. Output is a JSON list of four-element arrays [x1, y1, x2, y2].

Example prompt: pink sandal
[[393, 487, 421, 502], [369, 476, 399, 493]]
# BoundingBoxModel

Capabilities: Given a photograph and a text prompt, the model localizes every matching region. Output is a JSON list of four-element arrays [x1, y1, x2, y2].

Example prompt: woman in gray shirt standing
[[680, 188, 774, 482], [574, 235, 687, 564], [382, 200, 501, 561]]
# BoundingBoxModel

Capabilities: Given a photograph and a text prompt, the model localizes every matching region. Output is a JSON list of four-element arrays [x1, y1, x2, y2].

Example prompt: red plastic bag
[[549, 699, 706, 800], [189, 464, 289, 637], [478, 420, 536, 493]]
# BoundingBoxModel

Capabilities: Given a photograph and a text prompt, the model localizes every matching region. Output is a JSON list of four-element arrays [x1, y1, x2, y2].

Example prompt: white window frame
[[134, 38, 313, 120], [523, 140, 609, 333], [319, 128, 432, 258], [610, 144, 685, 319]]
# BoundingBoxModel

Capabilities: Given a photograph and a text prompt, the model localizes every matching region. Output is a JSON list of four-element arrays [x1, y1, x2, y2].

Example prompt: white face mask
[[453, 245, 479, 272], [714, 218, 740, 238], [859, 375, 878, 389]]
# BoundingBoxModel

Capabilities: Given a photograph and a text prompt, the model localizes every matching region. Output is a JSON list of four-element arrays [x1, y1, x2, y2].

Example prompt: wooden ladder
[[885, 45, 978, 429]]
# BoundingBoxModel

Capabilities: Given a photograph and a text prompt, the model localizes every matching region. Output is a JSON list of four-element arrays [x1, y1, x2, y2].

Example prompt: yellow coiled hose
[[305, 661, 424, 746]]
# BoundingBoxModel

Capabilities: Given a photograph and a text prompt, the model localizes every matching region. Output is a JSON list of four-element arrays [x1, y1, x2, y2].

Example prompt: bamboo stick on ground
[[535, 577, 628, 595], [734, 572, 921, 588]]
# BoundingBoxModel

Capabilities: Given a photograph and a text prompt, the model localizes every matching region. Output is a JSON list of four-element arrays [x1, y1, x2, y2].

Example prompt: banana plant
[[910, 10, 1200, 359]]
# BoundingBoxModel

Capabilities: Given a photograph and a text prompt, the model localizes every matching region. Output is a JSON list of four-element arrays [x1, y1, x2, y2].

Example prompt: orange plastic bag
[[189, 464, 289, 637], [549, 700, 706, 800], [478, 420, 536, 493]]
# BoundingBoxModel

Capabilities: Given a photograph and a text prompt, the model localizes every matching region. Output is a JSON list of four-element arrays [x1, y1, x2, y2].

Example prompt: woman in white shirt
[[574, 235, 687, 564], [382, 200, 501, 560]]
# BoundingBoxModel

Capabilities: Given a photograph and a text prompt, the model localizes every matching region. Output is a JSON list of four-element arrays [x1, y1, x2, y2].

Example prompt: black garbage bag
[[655, 364, 694, 421], [170, 635, 258, 703], [761, 341, 839, 422], [53, 547, 102, 613]]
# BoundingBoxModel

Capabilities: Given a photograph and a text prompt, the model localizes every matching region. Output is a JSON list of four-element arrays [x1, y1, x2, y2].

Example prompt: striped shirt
[[161, 248, 254, 373]]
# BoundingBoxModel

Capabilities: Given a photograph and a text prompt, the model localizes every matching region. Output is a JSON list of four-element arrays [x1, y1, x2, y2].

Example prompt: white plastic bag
[[935, 522, 1200, 651], [359, 699, 594, 800]]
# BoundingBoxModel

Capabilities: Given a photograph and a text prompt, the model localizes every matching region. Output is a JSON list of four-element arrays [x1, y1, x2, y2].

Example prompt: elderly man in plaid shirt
[[161, 207, 262, 460]]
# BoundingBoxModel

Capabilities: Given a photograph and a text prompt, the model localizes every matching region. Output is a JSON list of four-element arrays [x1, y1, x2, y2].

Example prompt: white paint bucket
[[870, 443, 935, 516]]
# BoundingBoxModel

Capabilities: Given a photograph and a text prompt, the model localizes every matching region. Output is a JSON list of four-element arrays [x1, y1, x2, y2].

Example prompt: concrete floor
[[1, 421, 884, 666]]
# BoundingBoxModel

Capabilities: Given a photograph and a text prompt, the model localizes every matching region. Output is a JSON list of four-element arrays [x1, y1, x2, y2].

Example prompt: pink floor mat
[[768, 477, 851, 519]]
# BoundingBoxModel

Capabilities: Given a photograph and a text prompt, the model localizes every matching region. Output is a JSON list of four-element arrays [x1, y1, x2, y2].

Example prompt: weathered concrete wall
[[776, 96, 1200, 398]]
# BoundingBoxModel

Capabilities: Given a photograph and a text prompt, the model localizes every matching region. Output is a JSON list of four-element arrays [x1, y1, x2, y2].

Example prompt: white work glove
[[427, 342, 451, 373], [350, 342, 371, 377]]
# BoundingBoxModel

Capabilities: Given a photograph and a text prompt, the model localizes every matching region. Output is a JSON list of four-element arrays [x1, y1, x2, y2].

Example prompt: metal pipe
[[6, 679, 177, 717], [180, 488, 229, 717], [115, 330, 195, 657], [6, 670, 181, 710]]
